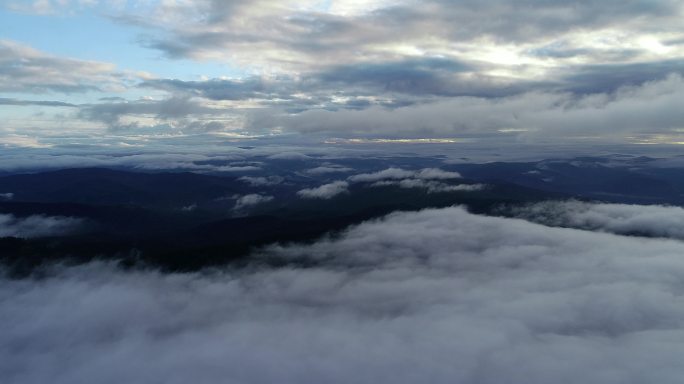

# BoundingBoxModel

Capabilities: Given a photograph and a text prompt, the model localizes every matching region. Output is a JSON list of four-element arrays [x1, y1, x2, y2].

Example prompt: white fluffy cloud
[[233, 194, 274, 210], [4, 206, 684, 383], [348, 167, 474, 193], [0, 214, 83, 238], [296, 181, 349, 199], [348, 167, 461, 183], [305, 164, 354, 175], [347, 167, 415, 182], [509, 200, 684, 240]]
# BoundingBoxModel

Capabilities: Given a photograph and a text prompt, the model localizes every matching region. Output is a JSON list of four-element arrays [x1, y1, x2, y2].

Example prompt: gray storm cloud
[[3, 206, 684, 383], [0, 213, 83, 238]]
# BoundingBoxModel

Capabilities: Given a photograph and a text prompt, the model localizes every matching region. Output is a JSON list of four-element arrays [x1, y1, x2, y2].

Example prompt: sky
[[1, 0, 684, 150]]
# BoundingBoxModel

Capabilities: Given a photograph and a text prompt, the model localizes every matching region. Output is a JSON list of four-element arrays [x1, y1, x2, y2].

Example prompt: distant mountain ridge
[[0, 168, 247, 207]]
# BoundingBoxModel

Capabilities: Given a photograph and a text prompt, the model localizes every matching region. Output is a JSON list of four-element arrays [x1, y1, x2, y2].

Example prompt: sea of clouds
[[3, 204, 684, 383]]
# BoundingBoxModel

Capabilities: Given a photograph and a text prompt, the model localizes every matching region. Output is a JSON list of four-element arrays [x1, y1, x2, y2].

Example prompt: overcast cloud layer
[[3, 206, 684, 383], [1, 1, 684, 146]]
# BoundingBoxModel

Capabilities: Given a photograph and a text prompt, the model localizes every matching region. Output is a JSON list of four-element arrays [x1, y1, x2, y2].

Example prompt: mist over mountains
[[4, 200, 684, 384], [4, 151, 684, 271], [4, 0, 684, 382], [3, 145, 684, 384]]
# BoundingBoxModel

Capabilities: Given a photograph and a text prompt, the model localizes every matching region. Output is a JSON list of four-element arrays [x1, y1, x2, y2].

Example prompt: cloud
[[305, 165, 354, 175], [81, 67, 684, 141], [0, 193, 14, 200], [2, 0, 101, 15], [141, 77, 293, 101], [348, 167, 461, 182], [0, 214, 83, 238], [251, 74, 684, 140], [5, 207, 684, 382], [133, 0, 684, 77], [238, 176, 284, 186], [212, 165, 261, 172], [413, 168, 462, 180], [347, 167, 416, 182], [233, 193, 274, 210], [0, 135, 53, 149], [0, 145, 372, 174], [371, 179, 485, 193], [0, 40, 131, 94], [77, 96, 239, 132], [310, 57, 524, 98], [0, 151, 254, 173], [125, 158, 260, 173], [507, 200, 684, 240], [348, 167, 478, 193], [143, 57, 510, 103], [3, 1, 684, 143], [181, 203, 197, 212], [297, 181, 349, 199], [0, 98, 77, 107], [267, 152, 312, 160], [561, 59, 684, 94]]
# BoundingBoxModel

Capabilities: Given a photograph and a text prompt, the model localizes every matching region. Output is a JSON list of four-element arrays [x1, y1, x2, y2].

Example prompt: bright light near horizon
[[638, 36, 670, 55], [324, 137, 465, 144]]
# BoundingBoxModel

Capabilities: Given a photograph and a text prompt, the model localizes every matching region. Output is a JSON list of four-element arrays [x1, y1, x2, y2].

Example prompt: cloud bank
[[3, 206, 684, 383], [509, 200, 684, 240]]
